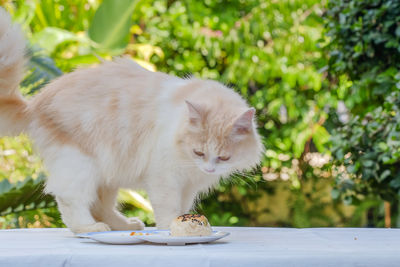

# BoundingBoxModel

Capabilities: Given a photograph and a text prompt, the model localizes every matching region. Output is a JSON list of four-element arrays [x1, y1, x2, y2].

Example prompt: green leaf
[[0, 179, 12, 194], [88, 0, 139, 50], [331, 189, 340, 199], [347, 165, 357, 174], [378, 142, 389, 152], [312, 124, 330, 153], [0, 175, 56, 216], [67, 54, 103, 66], [12, 1, 36, 30], [378, 169, 391, 182], [395, 26, 400, 37], [31, 27, 86, 54], [293, 128, 312, 158], [362, 160, 375, 167], [21, 48, 63, 95], [390, 177, 400, 189]]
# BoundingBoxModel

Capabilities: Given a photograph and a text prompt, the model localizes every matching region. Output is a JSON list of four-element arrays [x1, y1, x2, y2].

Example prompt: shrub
[[326, 0, 400, 207]]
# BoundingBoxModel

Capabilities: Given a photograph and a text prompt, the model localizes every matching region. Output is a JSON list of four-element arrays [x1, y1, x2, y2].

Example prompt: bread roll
[[170, 214, 212, 236]]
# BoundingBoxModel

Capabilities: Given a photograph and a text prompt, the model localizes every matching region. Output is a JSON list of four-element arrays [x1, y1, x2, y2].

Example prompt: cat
[[0, 9, 264, 233]]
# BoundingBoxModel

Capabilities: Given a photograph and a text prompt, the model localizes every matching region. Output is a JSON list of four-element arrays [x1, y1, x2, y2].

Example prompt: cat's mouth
[[204, 168, 215, 173], [199, 167, 223, 176]]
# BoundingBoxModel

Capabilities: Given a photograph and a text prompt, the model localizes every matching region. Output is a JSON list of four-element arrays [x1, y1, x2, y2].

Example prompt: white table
[[0, 227, 399, 266]]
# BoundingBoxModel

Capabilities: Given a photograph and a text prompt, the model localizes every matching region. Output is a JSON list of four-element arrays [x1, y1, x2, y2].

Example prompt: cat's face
[[179, 101, 263, 176], [190, 139, 234, 176]]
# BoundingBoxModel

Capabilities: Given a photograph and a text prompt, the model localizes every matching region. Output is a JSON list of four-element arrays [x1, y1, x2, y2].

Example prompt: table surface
[[1, 227, 400, 267]]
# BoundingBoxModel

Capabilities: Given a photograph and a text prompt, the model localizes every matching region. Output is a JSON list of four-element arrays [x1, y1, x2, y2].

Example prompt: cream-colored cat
[[0, 9, 263, 233]]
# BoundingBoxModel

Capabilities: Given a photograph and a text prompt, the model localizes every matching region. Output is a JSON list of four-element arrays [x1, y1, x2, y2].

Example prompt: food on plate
[[170, 214, 212, 237], [130, 232, 150, 236]]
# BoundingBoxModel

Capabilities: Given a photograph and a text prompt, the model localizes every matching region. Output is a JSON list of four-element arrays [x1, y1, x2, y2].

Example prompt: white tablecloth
[[0, 227, 399, 267]]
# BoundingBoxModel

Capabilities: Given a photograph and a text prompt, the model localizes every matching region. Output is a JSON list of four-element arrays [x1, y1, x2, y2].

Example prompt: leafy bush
[[326, 0, 400, 208], [331, 92, 400, 203]]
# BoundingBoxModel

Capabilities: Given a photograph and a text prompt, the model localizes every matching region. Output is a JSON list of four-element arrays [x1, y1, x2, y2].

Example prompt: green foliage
[[0, 135, 44, 183], [9, 0, 98, 33], [6, 0, 140, 71], [22, 48, 63, 95], [0, 175, 56, 216], [88, 0, 139, 51], [325, 0, 400, 113], [326, 0, 400, 208], [331, 91, 400, 203], [30, 27, 84, 54], [326, 0, 400, 78]]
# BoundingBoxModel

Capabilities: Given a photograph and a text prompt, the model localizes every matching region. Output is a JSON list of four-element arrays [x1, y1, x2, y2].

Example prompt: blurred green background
[[0, 0, 399, 229]]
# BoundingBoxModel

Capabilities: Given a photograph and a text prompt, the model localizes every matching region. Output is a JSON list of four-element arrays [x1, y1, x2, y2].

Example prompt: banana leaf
[[88, 0, 139, 51]]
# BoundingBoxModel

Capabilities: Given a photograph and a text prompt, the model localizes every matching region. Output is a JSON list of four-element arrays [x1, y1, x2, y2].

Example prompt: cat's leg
[[91, 186, 144, 230], [56, 197, 110, 234], [181, 188, 199, 214], [44, 146, 110, 234], [148, 186, 183, 229]]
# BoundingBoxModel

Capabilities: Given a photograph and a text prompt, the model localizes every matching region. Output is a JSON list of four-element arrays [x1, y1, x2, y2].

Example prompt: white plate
[[78, 230, 230, 245], [77, 230, 164, 245], [136, 231, 230, 246]]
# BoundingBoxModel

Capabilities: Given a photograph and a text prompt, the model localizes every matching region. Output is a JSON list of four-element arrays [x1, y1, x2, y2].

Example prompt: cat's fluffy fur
[[0, 9, 263, 233]]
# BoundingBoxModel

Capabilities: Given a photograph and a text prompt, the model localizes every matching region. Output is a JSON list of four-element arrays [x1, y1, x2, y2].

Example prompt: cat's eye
[[193, 150, 205, 157], [218, 156, 231, 161]]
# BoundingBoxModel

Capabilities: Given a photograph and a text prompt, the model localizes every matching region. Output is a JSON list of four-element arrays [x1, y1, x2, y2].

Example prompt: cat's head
[[177, 98, 263, 177]]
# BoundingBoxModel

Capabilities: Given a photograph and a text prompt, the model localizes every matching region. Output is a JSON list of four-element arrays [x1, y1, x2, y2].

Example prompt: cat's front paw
[[71, 222, 111, 234], [125, 217, 145, 230], [108, 217, 145, 231]]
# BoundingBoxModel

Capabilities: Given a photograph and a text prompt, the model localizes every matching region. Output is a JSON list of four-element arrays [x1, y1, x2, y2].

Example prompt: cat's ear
[[230, 108, 255, 141], [185, 100, 204, 128]]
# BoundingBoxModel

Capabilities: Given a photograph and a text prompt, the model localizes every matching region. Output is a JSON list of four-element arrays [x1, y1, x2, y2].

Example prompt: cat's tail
[[0, 8, 30, 136]]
